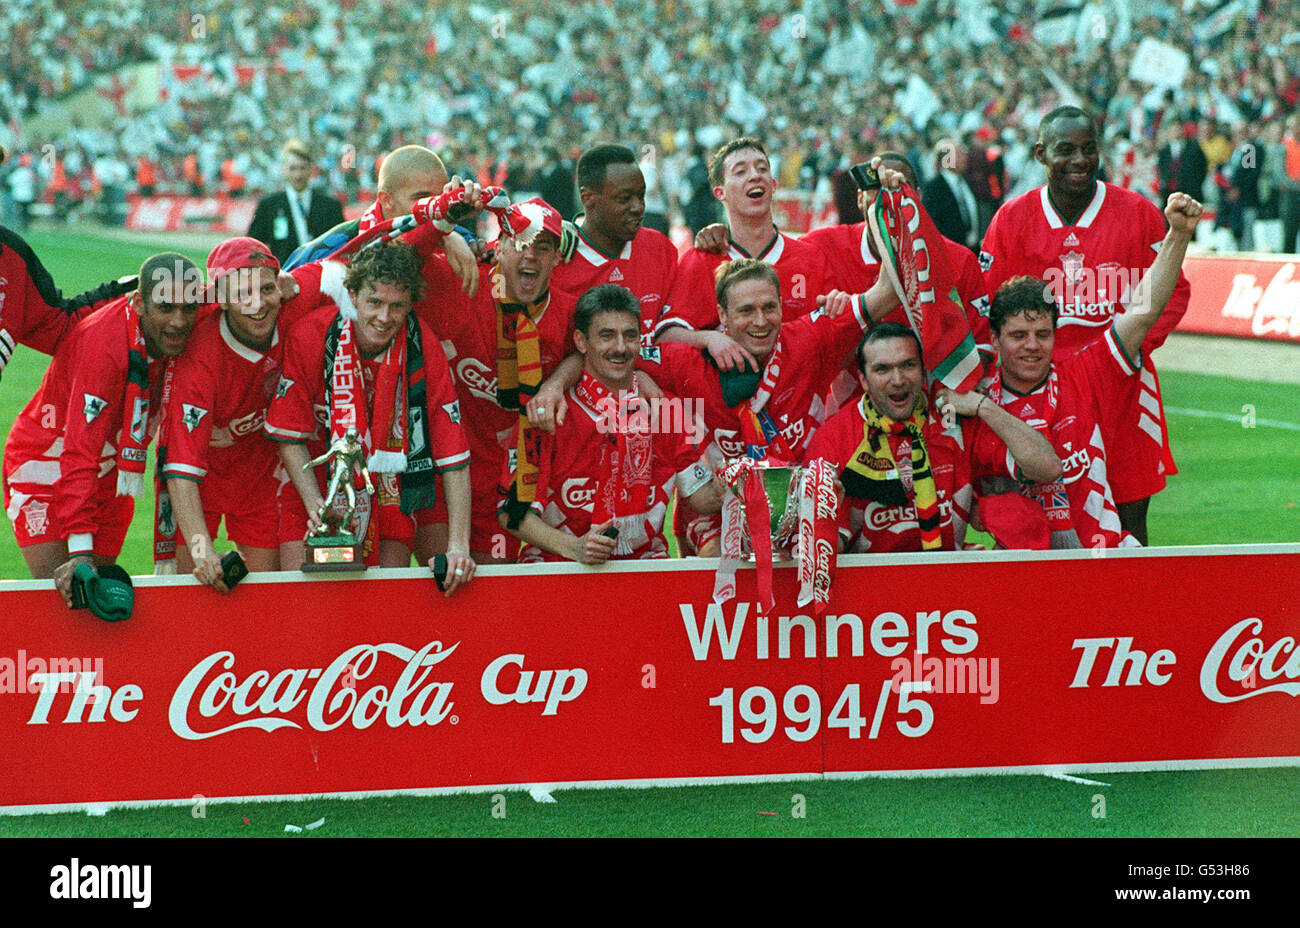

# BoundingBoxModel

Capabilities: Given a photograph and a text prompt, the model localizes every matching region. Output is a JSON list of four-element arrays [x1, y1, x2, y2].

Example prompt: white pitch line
[[528, 787, 557, 803], [1165, 406, 1300, 431], [1042, 772, 1111, 786]]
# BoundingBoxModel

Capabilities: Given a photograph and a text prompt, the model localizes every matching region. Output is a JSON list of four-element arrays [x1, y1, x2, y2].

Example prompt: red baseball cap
[[499, 197, 564, 247], [207, 236, 280, 282]]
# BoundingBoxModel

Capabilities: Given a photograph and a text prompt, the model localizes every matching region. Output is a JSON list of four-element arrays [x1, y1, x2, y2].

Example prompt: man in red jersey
[[265, 241, 474, 591], [802, 151, 995, 415], [643, 255, 904, 555], [980, 106, 1191, 545], [654, 136, 831, 370], [548, 144, 677, 352], [3, 253, 201, 599], [971, 192, 1203, 549], [803, 152, 994, 366], [0, 225, 138, 378], [498, 284, 718, 564], [160, 237, 326, 591], [806, 322, 1058, 553], [0, 144, 135, 374], [412, 195, 575, 562]]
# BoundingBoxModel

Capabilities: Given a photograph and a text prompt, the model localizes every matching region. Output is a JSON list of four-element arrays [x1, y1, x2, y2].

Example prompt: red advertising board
[[125, 195, 258, 234], [124, 196, 364, 234], [2, 546, 1298, 812], [1180, 254, 1300, 342]]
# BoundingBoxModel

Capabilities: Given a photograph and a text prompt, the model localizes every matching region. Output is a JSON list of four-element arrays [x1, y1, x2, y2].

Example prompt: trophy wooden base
[[302, 534, 367, 573]]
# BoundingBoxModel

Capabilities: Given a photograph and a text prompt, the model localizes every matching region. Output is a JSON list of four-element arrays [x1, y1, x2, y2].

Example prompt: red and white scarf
[[358, 198, 385, 233], [577, 371, 655, 555], [330, 314, 409, 473]]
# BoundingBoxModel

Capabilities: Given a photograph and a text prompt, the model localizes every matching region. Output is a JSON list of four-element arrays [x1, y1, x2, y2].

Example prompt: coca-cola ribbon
[[796, 458, 838, 615], [712, 458, 776, 615]]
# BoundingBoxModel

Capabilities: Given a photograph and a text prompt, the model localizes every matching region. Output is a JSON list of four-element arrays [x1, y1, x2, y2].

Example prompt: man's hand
[[53, 554, 95, 607], [412, 177, 488, 227], [566, 521, 618, 565], [852, 155, 904, 214], [276, 271, 300, 303], [638, 368, 665, 400], [694, 223, 729, 253], [700, 329, 758, 371], [936, 388, 987, 420], [816, 290, 856, 319], [437, 547, 477, 596], [443, 175, 487, 217], [559, 220, 580, 262], [526, 384, 567, 432], [1165, 191, 1205, 236], [304, 497, 327, 537], [193, 552, 230, 594], [872, 157, 905, 193], [443, 232, 480, 297]]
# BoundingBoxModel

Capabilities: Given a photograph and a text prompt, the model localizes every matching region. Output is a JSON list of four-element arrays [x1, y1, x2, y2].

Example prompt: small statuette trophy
[[302, 426, 373, 572]]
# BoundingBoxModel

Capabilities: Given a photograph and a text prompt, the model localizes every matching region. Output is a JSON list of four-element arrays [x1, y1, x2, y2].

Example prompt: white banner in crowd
[[1128, 37, 1191, 89]]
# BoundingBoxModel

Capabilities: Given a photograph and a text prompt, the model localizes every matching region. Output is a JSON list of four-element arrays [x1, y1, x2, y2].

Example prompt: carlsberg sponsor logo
[[167, 641, 458, 739]]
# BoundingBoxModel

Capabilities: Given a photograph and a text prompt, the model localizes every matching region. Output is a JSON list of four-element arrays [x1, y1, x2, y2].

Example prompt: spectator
[[247, 139, 345, 265], [922, 138, 982, 253]]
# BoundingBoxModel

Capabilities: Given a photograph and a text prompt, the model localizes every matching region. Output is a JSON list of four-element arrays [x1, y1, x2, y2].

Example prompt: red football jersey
[[415, 254, 577, 538], [0, 227, 130, 361], [805, 394, 971, 553], [645, 303, 871, 463], [981, 182, 1188, 355], [800, 222, 882, 295], [500, 376, 711, 562], [655, 231, 831, 336], [980, 181, 1185, 500], [265, 307, 469, 475], [550, 226, 677, 350], [803, 221, 993, 361], [161, 266, 323, 487], [3, 298, 168, 540], [968, 326, 1139, 549]]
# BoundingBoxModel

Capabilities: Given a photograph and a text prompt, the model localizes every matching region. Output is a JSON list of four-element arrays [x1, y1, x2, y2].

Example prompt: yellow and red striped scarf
[[494, 271, 549, 504], [845, 394, 943, 550]]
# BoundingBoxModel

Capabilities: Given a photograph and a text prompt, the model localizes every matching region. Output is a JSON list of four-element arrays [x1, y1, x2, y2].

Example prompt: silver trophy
[[302, 426, 374, 571]]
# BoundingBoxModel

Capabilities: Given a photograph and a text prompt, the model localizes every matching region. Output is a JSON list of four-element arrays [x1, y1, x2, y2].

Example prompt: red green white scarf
[[323, 310, 437, 514], [576, 371, 656, 554]]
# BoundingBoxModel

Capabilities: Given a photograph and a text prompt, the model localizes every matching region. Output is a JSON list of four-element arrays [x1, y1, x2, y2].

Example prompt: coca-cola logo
[[1199, 618, 1300, 703], [562, 478, 596, 509], [456, 357, 498, 402], [167, 641, 458, 740], [1219, 264, 1300, 339]]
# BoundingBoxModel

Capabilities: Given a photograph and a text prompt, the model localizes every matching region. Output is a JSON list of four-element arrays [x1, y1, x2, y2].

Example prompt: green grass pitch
[[1, 226, 1297, 837]]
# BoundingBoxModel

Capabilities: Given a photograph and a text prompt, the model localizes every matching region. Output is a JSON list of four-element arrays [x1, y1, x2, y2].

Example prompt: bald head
[[377, 145, 449, 218]]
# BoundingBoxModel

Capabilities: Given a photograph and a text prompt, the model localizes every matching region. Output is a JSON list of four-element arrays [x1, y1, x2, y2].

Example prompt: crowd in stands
[[1, 0, 1296, 250]]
